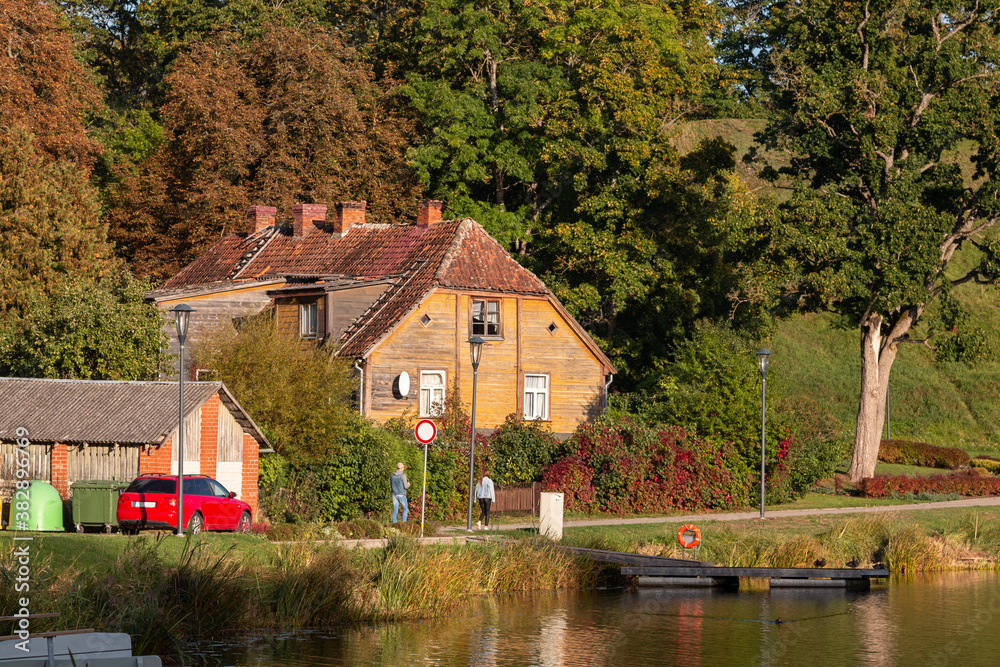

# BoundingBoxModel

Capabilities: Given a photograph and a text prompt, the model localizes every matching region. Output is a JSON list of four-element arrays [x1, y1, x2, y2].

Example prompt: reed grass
[[1, 533, 600, 661], [566, 514, 951, 574]]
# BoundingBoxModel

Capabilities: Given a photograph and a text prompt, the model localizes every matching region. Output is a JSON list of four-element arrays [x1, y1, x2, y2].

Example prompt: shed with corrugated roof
[[0, 378, 267, 515]]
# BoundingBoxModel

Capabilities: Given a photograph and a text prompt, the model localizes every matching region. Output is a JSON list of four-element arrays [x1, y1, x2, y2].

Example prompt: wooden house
[[0, 378, 267, 515], [151, 200, 616, 436]]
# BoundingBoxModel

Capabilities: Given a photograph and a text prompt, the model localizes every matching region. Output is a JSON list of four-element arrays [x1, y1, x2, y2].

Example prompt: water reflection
[[198, 572, 1000, 667]]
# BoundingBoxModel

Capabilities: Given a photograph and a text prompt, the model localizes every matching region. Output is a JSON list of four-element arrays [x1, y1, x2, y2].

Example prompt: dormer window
[[471, 299, 501, 338], [299, 302, 318, 339]]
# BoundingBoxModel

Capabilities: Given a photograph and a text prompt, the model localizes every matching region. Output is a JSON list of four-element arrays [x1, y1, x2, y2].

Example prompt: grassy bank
[[561, 508, 1000, 573], [0, 533, 607, 661]]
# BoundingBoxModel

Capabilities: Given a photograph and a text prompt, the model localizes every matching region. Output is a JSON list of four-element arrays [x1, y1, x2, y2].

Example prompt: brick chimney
[[246, 205, 276, 235], [292, 203, 327, 237], [333, 201, 366, 238], [416, 199, 443, 227]]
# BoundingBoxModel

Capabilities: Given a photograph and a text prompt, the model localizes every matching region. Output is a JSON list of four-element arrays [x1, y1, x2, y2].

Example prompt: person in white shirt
[[475, 471, 495, 530]]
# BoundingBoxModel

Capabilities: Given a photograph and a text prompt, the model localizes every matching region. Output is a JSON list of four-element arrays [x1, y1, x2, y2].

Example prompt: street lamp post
[[757, 348, 772, 520], [466, 336, 484, 531], [170, 304, 195, 536]]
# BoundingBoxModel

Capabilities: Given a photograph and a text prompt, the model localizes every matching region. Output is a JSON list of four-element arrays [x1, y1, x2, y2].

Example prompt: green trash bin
[[71, 480, 130, 533]]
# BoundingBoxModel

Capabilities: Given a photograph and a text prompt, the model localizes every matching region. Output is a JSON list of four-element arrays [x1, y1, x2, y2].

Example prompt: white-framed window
[[420, 370, 446, 417], [472, 298, 501, 337], [524, 374, 549, 420], [299, 302, 318, 339]]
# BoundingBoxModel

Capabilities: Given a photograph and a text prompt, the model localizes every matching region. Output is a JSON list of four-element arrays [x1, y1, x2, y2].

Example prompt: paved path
[[337, 497, 1000, 548], [444, 496, 1000, 531]]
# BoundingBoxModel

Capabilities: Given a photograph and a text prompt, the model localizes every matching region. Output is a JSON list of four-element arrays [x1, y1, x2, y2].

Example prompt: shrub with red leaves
[[541, 419, 750, 514], [878, 439, 970, 469], [858, 469, 1000, 498]]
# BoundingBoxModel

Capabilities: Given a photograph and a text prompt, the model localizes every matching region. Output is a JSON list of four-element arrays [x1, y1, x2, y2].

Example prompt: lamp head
[[170, 304, 196, 345], [756, 348, 772, 379], [468, 336, 485, 370]]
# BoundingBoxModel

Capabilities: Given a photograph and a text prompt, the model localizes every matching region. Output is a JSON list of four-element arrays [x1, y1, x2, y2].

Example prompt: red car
[[117, 474, 252, 534]]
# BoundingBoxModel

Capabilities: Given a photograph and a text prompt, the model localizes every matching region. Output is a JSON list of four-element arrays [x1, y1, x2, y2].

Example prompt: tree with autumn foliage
[[758, 0, 1000, 481], [0, 0, 102, 166], [109, 22, 420, 280]]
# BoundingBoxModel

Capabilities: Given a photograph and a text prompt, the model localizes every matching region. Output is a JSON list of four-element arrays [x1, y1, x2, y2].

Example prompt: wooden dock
[[554, 544, 889, 589]]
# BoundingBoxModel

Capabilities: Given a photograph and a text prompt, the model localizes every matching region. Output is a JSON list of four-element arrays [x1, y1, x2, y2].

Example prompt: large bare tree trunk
[[848, 314, 891, 481], [848, 308, 917, 482]]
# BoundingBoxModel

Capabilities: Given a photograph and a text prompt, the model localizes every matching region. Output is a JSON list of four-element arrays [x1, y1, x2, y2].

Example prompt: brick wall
[[200, 394, 219, 479], [51, 444, 69, 499], [140, 437, 173, 475], [242, 432, 259, 518]]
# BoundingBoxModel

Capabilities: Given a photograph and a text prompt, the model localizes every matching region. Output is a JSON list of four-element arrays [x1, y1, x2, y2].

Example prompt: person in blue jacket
[[475, 470, 495, 530], [391, 462, 411, 523]]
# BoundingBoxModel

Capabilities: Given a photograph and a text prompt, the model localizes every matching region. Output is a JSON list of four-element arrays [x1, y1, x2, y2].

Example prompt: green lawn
[[0, 531, 272, 573], [560, 506, 1000, 554]]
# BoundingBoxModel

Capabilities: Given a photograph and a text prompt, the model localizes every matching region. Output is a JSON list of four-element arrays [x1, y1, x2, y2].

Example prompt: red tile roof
[[156, 218, 562, 360]]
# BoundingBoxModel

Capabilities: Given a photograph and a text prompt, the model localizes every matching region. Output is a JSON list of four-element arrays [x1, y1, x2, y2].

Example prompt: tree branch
[[857, 0, 871, 70]]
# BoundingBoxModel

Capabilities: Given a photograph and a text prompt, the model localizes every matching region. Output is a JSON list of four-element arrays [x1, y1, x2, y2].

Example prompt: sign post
[[414, 419, 437, 538]]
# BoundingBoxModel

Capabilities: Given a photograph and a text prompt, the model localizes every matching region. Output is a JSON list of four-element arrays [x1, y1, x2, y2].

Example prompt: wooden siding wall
[[171, 410, 201, 461], [218, 405, 243, 462], [0, 442, 49, 499], [327, 285, 389, 340], [68, 444, 140, 483], [160, 287, 274, 380], [367, 291, 605, 434], [275, 296, 326, 342]]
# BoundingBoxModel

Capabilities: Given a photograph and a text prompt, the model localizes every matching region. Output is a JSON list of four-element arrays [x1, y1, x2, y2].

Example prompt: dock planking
[[555, 545, 714, 568], [622, 566, 889, 579]]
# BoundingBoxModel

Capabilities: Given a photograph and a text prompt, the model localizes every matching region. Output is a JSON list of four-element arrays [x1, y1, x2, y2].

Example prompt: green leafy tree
[[758, 0, 1000, 481], [194, 312, 357, 466], [0, 272, 166, 380], [398, 0, 770, 387], [402, 0, 721, 251]]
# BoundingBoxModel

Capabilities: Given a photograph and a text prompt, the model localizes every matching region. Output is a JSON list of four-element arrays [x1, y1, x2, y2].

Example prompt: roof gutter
[[354, 360, 364, 415]]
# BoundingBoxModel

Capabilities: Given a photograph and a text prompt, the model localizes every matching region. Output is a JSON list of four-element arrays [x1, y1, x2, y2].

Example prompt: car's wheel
[[237, 511, 251, 533], [187, 512, 204, 535]]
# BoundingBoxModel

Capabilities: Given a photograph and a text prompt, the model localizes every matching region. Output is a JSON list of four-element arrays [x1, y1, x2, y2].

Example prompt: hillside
[[673, 119, 1000, 453]]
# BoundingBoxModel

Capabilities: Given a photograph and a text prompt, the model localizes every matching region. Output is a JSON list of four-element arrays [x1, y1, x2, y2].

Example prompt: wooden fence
[[493, 482, 541, 517]]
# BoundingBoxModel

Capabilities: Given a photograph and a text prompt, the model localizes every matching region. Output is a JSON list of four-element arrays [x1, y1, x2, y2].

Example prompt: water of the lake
[[194, 571, 1000, 666]]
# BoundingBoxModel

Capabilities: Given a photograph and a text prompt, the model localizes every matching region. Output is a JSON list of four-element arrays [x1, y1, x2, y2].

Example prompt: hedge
[[859, 469, 1000, 498], [877, 439, 970, 470], [971, 457, 1000, 474], [541, 419, 750, 514]]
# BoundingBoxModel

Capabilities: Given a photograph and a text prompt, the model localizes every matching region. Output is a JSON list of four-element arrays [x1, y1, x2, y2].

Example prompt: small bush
[[878, 439, 970, 469], [336, 522, 363, 539], [971, 458, 1000, 474], [859, 469, 1000, 498], [355, 518, 386, 538], [482, 415, 560, 485], [265, 524, 296, 541]]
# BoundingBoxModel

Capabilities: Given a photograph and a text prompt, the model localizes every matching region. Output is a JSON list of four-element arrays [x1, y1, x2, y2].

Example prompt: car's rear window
[[125, 478, 176, 494]]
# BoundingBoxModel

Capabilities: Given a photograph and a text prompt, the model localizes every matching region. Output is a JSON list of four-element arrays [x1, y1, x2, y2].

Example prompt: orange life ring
[[677, 524, 701, 549]]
